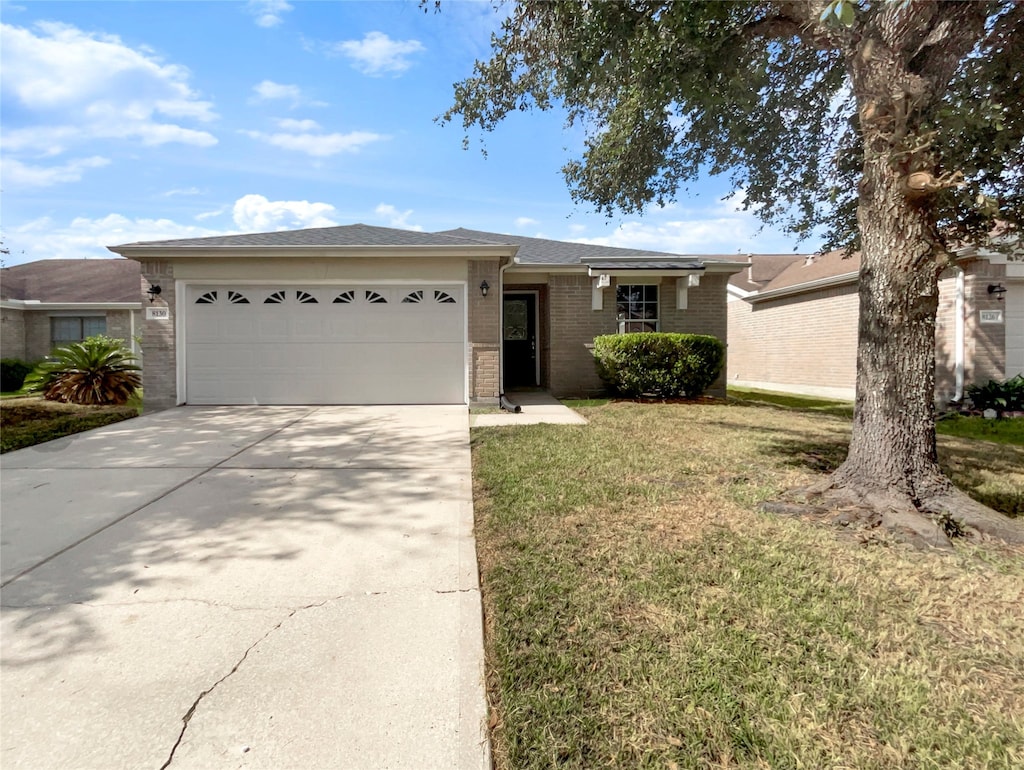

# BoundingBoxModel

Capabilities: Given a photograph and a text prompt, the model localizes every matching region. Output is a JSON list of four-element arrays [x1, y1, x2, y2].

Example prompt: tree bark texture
[[822, 5, 1024, 544]]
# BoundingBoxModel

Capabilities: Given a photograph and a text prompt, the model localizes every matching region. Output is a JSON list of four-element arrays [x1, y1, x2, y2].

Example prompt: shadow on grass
[[741, 422, 1023, 518]]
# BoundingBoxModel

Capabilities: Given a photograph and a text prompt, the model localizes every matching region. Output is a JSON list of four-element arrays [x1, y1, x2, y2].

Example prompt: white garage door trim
[[176, 280, 468, 405]]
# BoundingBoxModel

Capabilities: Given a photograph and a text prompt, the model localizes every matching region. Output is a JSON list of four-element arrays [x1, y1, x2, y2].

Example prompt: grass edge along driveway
[[471, 400, 1024, 770]]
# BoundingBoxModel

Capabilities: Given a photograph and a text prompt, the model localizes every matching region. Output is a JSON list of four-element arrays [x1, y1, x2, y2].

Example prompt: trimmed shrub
[[967, 374, 1024, 413], [1, 358, 35, 392], [593, 333, 725, 398], [24, 335, 141, 406]]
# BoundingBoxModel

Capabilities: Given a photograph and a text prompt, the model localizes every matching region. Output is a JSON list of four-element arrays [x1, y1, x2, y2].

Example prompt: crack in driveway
[[158, 595, 337, 769]]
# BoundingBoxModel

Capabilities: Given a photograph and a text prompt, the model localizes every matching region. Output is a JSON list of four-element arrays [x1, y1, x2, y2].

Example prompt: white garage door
[[184, 284, 465, 405], [1007, 280, 1024, 379]]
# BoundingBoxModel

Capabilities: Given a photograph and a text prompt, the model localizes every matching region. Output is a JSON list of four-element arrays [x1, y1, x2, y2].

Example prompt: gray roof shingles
[[1, 259, 141, 303], [111, 223, 746, 267], [113, 223, 494, 249]]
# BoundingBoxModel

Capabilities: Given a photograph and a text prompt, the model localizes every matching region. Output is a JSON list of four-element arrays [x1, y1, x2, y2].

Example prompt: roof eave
[[0, 300, 142, 310], [108, 244, 518, 260], [749, 272, 859, 302]]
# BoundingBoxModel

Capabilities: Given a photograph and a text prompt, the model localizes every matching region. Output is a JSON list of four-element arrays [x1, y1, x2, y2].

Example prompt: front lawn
[[472, 401, 1024, 769], [1, 396, 139, 453]]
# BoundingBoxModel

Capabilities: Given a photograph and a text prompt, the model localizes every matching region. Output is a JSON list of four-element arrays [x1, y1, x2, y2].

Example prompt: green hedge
[[1, 358, 34, 392], [593, 333, 725, 398]]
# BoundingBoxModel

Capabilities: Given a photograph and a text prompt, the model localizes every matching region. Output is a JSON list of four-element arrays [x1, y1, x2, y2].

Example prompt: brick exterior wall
[[138, 260, 177, 411], [2, 309, 137, 363], [729, 259, 1009, 405], [934, 269, 959, 403], [1, 307, 26, 360], [469, 259, 501, 402], [963, 259, 1007, 385], [728, 283, 859, 399], [546, 273, 730, 398]]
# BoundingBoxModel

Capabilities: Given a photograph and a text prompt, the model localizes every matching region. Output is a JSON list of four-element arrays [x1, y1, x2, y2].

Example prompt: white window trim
[[615, 283, 660, 333]]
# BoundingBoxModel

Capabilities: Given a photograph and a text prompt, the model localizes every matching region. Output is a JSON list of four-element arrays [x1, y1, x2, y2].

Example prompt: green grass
[[1, 396, 138, 453], [730, 386, 1023, 446], [471, 402, 1024, 769], [936, 412, 1024, 445], [728, 386, 855, 417]]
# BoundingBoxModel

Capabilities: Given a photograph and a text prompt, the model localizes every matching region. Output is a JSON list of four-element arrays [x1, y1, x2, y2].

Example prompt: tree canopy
[[443, 0, 1022, 253]]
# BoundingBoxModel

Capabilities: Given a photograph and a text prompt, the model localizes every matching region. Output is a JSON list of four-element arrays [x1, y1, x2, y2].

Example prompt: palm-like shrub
[[25, 335, 141, 406]]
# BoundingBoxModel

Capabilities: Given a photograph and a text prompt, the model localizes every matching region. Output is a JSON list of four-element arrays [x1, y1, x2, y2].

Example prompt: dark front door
[[503, 293, 537, 388]]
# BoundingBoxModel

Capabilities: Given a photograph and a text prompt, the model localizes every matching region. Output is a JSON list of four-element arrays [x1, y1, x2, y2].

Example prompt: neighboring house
[[0, 259, 143, 363], [108, 224, 747, 409], [728, 247, 1024, 404]]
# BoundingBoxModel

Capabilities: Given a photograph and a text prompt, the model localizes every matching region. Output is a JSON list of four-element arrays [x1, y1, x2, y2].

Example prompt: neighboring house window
[[51, 316, 106, 348], [616, 284, 659, 332]]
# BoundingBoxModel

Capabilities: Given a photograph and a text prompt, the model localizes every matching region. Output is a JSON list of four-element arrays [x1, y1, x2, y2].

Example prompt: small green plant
[[966, 374, 1024, 413], [24, 335, 141, 406], [592, 332, 725, 398], [1, 358, 34, 392]]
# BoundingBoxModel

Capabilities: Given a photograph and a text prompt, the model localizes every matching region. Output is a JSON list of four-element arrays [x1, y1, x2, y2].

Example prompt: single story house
[[108, 224, 747, 409], [0, 259, 143, 362], [728, 246, 1024, 404]]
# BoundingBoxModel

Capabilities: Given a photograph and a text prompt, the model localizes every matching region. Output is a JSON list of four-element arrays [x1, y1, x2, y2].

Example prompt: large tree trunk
[[811, 7, 1024, 546]]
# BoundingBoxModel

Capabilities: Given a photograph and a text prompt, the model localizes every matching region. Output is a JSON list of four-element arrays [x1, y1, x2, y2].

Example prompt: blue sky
[[1, 0, 803, 267]]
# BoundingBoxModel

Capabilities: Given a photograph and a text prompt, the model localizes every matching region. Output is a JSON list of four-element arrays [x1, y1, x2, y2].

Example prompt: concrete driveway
[[1, 406, 488, 769]]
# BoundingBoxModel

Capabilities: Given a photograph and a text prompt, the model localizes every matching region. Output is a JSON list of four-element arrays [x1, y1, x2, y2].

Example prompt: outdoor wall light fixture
[[480, 280, 490, 297], [988, 283, 1007, 301], [146, 284, 162, 303]]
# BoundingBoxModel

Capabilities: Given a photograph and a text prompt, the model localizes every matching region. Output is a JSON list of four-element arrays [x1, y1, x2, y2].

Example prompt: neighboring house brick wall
[[935, 269, 959, 403], [1, 308, 26, 360], [106, 310, 135, 350], [469, 259, 501, 401], [728, 283, 860, 399], [729, 260, 1008, 405], [964, 259, 1007, 385], [24, 313, 53, 361], [138, 260, 177, 411]]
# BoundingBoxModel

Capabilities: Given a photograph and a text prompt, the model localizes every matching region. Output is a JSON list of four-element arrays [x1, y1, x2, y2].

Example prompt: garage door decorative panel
[[185, 284, 465, 405]]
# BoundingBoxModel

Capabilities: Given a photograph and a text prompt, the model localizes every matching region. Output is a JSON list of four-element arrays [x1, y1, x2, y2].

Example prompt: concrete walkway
[[470, 391, 588, 427], [1, 406, 488, 769]]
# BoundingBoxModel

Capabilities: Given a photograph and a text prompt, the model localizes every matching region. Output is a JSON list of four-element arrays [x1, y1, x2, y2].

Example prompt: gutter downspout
[[497, 256, 515, 398], [954, 266, 965, 402]]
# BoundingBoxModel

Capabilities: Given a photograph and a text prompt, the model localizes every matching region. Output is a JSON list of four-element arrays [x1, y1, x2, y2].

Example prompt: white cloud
[[514, 217, 539, 229], [249, 80, 326, 108], [232, 194, 338, 231], [276, 118, 321, 132], [251, 79, 301, 102], [163, 187, 203, 198], [2, 156, 110, 188], [242, 123, 384, 157], [333, 31, 425, 76], [374, 203, 423, 232], [248, 0, 293, 28], [568, 223, 587, 235], [570, 194, 794, 255], [0, 21, 217, 163], [195, 206, 228, 221], [7, 214, 226, 262]]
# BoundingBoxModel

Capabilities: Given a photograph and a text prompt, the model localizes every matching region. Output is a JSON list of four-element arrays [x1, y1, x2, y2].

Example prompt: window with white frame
[[616, 284, 659, 332], [51, 316, 107, 348]]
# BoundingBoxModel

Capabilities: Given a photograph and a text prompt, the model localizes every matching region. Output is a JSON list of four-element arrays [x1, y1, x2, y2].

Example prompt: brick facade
[[729, 257, 1010, 404], [468, 259, 501, 402], [1, 307, 26, 360], [1, 307, 138, 363], [138, 260, 177, 411], [545, 273, 730, 398]]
